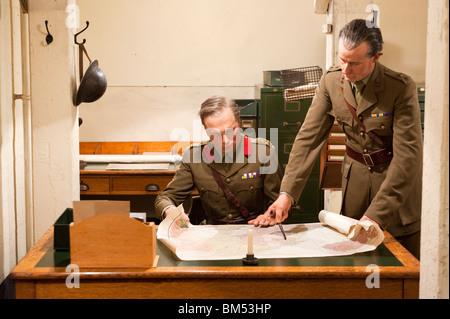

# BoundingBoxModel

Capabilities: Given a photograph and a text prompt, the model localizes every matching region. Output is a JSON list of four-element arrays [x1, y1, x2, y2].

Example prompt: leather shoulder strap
[[340, 84, 386, 146], [209, 167, 250, 218]]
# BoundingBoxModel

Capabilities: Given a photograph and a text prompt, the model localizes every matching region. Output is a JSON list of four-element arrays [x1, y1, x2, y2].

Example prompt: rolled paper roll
[[79, 154, 182, 163]]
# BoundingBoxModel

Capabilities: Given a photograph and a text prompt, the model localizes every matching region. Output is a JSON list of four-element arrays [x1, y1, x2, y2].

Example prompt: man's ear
[[372, 52, 383, 63]]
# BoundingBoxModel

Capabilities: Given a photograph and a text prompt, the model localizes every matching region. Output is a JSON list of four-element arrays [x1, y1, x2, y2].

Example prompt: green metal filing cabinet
[[259, 87, 323, 223], [236, 99, 259, 132]]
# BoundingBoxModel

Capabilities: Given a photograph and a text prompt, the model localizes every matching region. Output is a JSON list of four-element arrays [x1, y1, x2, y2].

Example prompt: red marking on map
[[323, 240, 364, 252]]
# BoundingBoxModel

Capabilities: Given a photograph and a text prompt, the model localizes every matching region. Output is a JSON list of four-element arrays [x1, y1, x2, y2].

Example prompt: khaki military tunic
[[281, 62, 423, 237], [155, 135, 282, 224]]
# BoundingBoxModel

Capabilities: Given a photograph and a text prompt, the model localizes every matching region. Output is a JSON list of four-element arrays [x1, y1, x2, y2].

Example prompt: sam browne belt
[[346, 144, 393, 167], [209, 167, 250, 219]]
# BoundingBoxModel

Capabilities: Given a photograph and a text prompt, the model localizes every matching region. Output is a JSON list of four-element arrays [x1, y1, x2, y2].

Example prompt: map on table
[[157, 207, 384, 261]]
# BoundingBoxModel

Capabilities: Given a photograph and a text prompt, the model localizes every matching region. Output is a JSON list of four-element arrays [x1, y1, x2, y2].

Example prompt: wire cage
[[281, 66, 323, 101]]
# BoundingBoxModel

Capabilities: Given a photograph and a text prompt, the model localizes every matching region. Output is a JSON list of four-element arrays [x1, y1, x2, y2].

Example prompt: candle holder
[[242, 254, 259, 266]]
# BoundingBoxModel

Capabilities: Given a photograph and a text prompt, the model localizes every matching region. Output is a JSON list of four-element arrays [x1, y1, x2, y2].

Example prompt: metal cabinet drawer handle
[[80, 182, 89, 191], [145, 184, 160, 192], [283, 122, 301, 126]]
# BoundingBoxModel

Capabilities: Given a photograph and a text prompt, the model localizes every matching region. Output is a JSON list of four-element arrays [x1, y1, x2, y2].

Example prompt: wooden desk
[[11, 226, 419, 299], [80, 141, 198, 196], [80, 164, 179, 195]]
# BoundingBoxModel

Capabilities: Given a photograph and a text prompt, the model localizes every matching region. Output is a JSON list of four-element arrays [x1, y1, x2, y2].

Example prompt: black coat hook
[[74, 21, 89, 45], [45, 20, 53, 45]]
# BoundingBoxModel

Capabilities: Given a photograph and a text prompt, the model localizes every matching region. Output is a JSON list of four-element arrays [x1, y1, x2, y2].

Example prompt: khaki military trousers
[[341, 160, 420, 260]]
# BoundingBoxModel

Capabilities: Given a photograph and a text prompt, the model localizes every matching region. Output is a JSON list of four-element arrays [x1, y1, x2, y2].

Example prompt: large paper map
[[157, 207, 384, 261]]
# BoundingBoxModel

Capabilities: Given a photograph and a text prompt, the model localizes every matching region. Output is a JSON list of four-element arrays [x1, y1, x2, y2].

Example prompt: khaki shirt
[[155, 136, 282, 224], [281, 62, 423, 236]]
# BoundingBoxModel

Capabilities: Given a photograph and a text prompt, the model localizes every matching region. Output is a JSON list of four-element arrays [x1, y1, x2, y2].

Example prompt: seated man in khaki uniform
[[155, 95, 282, 225]]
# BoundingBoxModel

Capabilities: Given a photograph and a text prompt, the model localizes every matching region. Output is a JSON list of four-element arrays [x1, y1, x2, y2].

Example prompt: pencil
[[278, 224, 287, 240], [270, 211, 287, 240]]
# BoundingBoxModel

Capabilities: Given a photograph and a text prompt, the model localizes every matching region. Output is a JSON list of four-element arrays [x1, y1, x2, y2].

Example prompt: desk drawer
[[111, 176, 173, 194], [80, 177, 110, 194]]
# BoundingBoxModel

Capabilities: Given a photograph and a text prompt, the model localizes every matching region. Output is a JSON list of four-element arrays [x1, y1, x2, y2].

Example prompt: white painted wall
[[28, 0, 80, 242], [0, 0, 18, 284], [77, 0, 428, 142], [420, 0, 449, 299], [76, 0, 327, 141], [330, 0, 427, 83], [1, 0, 79, 286]]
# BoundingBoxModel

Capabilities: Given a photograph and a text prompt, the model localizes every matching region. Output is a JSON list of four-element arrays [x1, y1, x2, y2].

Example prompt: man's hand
[[354, 215, 381, 244], [164, 206, 190, 228], [248, 194, 292, 226], [359, 215, 379, 227]]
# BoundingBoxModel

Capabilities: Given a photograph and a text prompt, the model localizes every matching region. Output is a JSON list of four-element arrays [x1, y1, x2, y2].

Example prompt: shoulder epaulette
[[383, 66, 411, 85], [326, 65, 341, 73], [253, 137, 272, 147], [188, 141, 208, 149]]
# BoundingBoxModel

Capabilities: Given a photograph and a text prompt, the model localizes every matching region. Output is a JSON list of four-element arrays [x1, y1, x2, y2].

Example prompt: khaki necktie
[[223, 154, 232, 172], [353, 81, 365, 105]]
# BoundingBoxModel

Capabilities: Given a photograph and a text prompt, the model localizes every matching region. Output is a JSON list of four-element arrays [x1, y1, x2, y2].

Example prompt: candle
[[247, 229, 253, 255]]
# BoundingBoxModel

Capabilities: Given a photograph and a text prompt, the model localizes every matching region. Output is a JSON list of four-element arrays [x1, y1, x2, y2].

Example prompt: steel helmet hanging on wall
[[74, 22, 107, 107], [75, 59, 107, 106]]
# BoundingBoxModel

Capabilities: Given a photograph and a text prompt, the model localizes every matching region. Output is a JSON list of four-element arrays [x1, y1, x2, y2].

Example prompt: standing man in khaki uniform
[[155, 95, 282, 225], [250, 19, 423, 259]]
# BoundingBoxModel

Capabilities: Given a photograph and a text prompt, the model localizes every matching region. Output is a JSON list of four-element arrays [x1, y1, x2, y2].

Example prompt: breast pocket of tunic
[[334, 110, 354, 133], [196, 179, 221, 206], [364, 116, 393, 137], [235, 178, 264, 212]]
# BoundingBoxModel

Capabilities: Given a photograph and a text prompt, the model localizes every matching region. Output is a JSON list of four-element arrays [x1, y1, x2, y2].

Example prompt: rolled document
[[318, 210, 384, 246], [318, 210, 358, 235], [79, 154, 182, 163]]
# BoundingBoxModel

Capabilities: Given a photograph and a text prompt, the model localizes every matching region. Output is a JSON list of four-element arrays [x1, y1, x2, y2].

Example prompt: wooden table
[[80, 164, 180, 196], [79, 141, 198, 196], [10, 225, 419, 299]]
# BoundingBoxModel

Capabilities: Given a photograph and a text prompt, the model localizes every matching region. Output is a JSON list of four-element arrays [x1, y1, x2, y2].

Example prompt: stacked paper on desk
[[79, 154, 182, 163], [106, 163, 171, 170]]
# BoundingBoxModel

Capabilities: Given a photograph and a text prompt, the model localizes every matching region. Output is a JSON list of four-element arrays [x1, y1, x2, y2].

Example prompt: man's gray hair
[[339, 19, 383, 57], [199, 95, 240, 126]]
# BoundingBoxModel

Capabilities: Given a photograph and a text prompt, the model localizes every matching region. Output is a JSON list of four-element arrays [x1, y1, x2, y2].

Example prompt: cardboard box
[[53, 208, 73, 251]]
